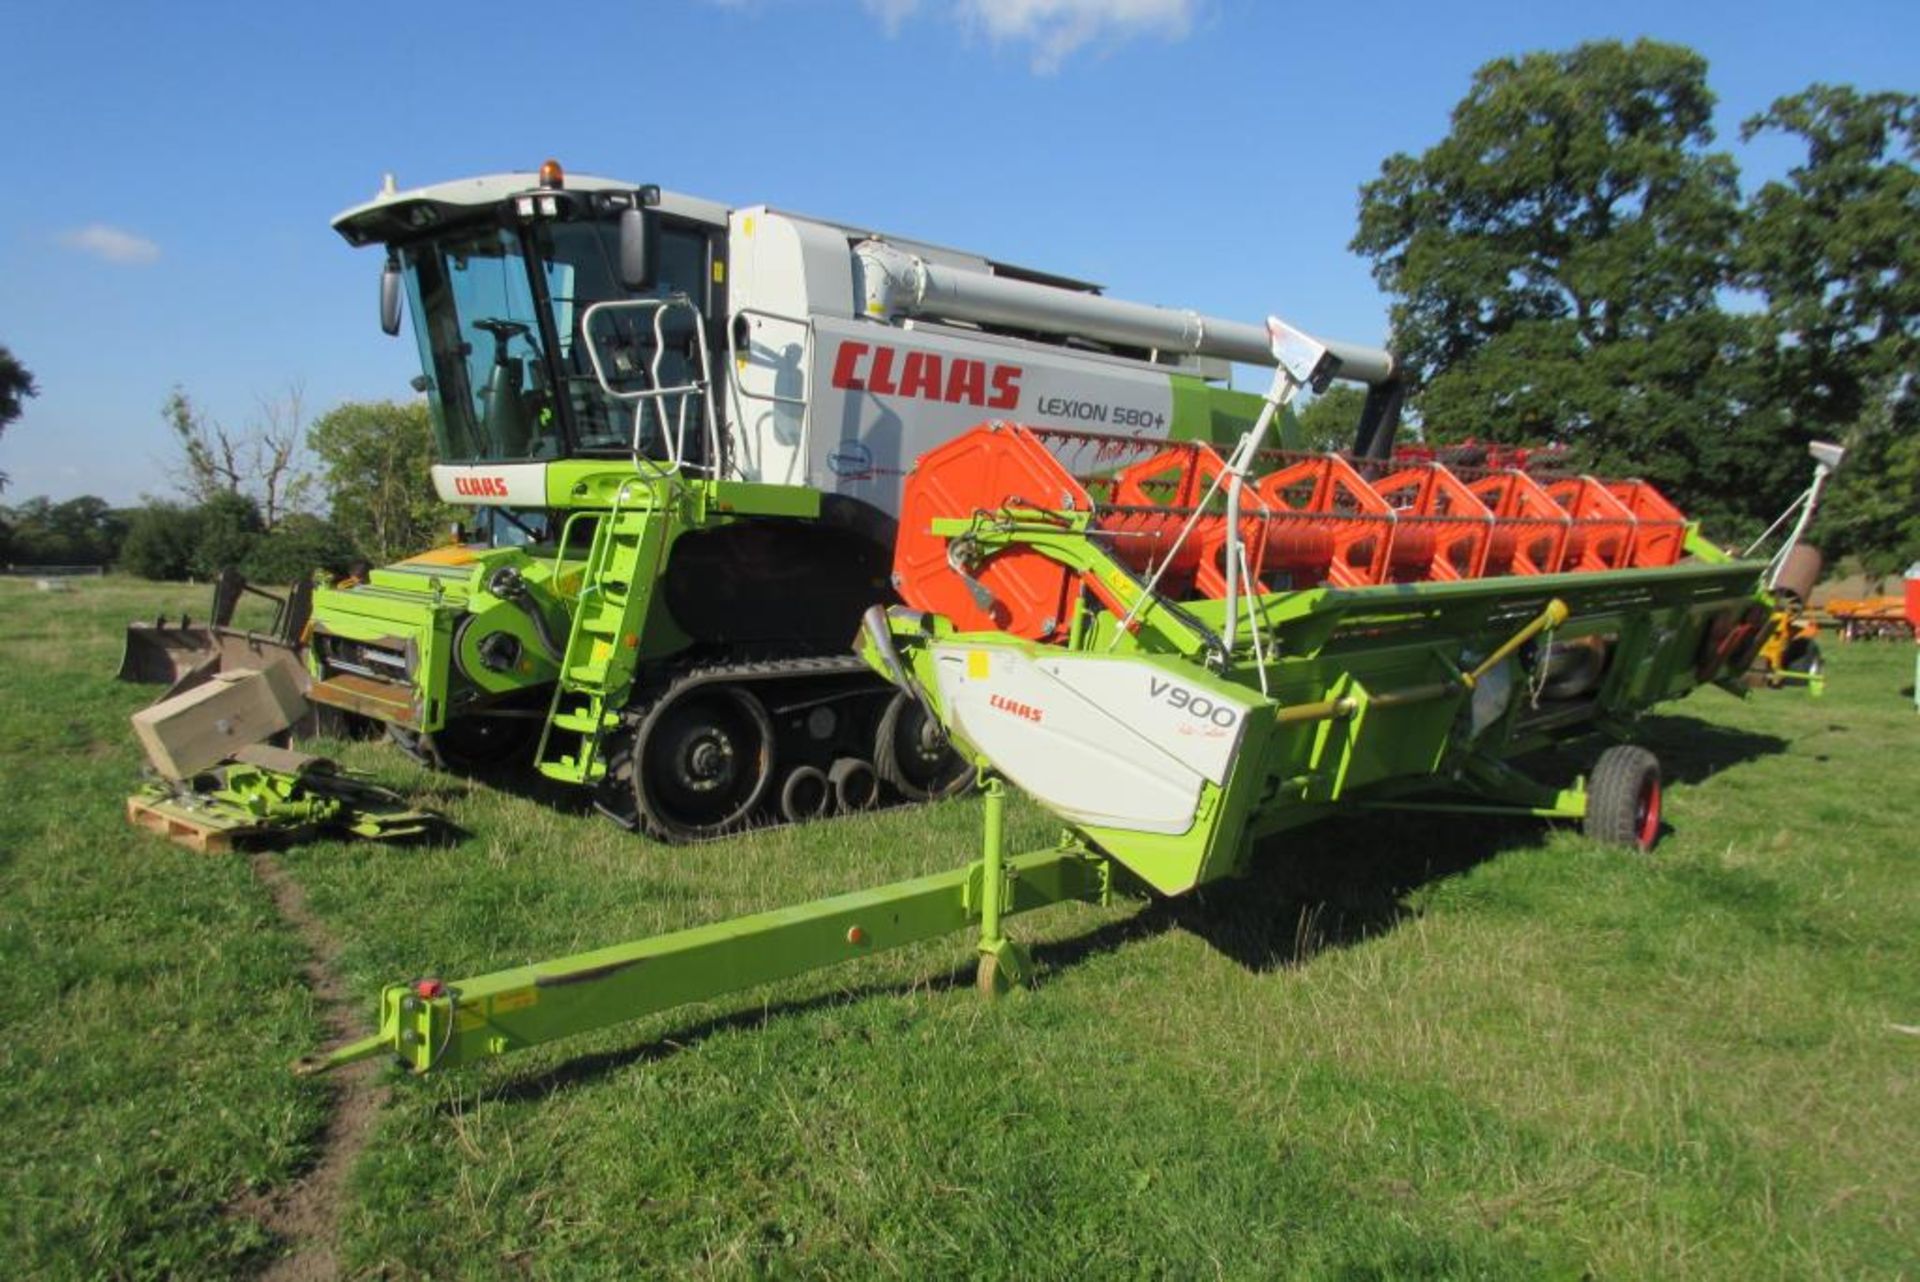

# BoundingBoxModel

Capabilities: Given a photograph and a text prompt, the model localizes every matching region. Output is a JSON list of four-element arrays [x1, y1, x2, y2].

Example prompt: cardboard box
[[130, 665, 307, 780]]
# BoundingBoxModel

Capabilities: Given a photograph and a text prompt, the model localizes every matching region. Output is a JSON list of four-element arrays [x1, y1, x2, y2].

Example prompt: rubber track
[[593, 653, 885, 836]]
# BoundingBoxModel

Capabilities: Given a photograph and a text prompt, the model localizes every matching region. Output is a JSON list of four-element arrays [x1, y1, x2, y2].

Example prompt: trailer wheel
[[1585, 745, 1662, 852]]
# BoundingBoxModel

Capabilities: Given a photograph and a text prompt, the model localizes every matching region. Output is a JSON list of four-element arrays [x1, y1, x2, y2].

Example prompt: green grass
[[3, 575, 1916, 1278]]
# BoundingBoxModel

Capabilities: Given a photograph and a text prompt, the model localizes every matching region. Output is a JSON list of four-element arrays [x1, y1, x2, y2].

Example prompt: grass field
[[2, 575, 1915, 1279]]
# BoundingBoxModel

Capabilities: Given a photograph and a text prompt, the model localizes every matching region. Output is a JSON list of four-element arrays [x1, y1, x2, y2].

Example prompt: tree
[[305, 399, 450, 562], [1741, 86, 1920, 568], [242, 512, 359, 584], [164, 385, 308, 530], [1804, 382, 1920, 577], [0, 344, 38, 493], [1290, 385, 1368, 453], [119, 502, 205, 580], [0, 494, 128, 566], [190, 490, 264, 579], [1350, 40, 1793, 531]]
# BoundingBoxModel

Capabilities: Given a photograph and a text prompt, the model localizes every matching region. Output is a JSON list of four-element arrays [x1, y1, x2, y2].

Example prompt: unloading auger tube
[[852, 240, 1396, 385]]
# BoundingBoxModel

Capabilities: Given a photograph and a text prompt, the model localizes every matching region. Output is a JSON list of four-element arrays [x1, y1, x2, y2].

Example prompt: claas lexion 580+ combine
[[303, 160, 1383, 840], [301, 162, 1801, 1077]]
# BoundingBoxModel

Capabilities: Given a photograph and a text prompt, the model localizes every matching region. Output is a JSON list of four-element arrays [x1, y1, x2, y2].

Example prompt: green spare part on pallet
[[129, 745, 441, 851]]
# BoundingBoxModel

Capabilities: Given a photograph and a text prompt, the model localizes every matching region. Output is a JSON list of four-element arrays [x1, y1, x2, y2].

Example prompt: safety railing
[[580, 296, 724, 477]]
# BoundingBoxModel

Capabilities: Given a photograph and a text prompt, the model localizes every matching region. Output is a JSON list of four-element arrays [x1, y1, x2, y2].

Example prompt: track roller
[[387, 715, 535, 771], [828, 757, 879, 813], [778, 766, 831, 823]]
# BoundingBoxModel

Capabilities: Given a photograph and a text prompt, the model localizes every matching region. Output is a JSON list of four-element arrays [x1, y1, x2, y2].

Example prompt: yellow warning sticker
[[967, 650, 991, 679]]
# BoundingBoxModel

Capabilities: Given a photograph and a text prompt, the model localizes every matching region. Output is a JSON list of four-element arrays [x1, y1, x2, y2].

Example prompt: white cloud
[[958, 0, 1195, 72], [57, 224, 161, 265], [862, 0, 1194, 71], [862, 0, 923, 35]]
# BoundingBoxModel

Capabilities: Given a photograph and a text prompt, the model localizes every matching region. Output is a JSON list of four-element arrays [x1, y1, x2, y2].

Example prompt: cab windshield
[[401, 216, 712, 465]]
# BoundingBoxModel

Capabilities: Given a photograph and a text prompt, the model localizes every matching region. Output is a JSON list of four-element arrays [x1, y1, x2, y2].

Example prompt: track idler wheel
[[778, 766, 831, 824], [633, 686, 776, 841], [873, 691, 974, 801], [828, 758, 879, 813], [1585, 744, 1662, 852]]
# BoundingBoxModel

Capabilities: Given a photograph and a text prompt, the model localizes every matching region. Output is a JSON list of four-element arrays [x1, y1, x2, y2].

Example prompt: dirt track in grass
[[231, 853, 385, 1282]]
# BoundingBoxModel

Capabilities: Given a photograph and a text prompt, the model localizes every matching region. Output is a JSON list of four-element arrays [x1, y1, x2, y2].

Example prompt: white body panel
[[801, 316, 1177, 517], [725, 208, 852, 489], [723, 207, 1211, 512], [339, 174, 1392, 519], [1036, 657, 1252, 786], [430, 462, 547, 506], [930, 645, 1254, 835]]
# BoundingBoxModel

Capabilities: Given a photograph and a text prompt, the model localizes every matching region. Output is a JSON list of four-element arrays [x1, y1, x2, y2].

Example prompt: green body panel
[[307, 546, 571, 730], [305, 471, 831, 748], [1168, 376, 1268, 447]]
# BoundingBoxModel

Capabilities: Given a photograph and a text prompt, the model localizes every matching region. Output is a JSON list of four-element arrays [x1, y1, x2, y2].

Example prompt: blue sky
[[2, 0, 1913, 506]]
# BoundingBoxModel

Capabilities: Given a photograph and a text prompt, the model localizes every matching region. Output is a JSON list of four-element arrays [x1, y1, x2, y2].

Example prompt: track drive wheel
[[633, 685, 776, 841], [873, 691, 974, 801], [1585, 745, 1663, 852]]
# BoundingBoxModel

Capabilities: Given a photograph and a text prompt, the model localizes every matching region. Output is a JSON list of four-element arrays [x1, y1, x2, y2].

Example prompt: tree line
[[0, 380, 448, 580], [3, 38, 1916, 578]]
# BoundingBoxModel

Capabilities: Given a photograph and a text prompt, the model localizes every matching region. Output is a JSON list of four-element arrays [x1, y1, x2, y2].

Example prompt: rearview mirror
[[380, 256, 403, 336], [619, 206, 658, 291]]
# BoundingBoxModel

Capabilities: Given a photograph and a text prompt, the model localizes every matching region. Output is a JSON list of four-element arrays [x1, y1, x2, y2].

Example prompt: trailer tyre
[[1586, 745, 1662, 852]]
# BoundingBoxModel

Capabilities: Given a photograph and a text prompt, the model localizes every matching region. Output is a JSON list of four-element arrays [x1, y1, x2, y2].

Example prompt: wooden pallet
[[124, 793, 255, 854]]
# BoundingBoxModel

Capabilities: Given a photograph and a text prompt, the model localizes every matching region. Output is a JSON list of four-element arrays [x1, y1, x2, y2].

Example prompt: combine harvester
[[299, 162, 1408, 839], [309, 298, 1794, 1077]]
